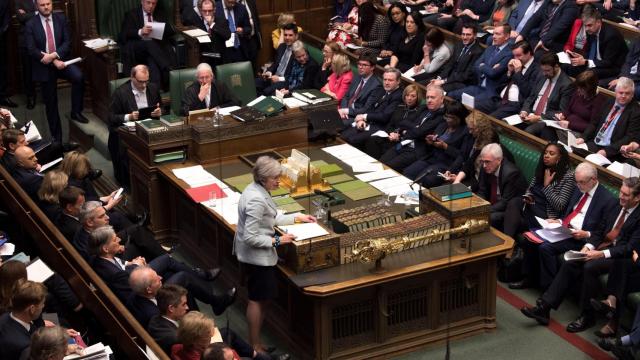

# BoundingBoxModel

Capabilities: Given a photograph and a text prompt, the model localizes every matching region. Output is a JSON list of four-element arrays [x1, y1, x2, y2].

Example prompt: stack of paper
[[369, 176, 413, 196], [172, 165, 229, 189], [202, 191, 242, 225], [26, 258, 54, 283], [542, 119, 568, 131], [83, 38, 112, 49], [585, 153, 612, 166], [278, 223, 330, 241], [534, 216, 573, 242], [503, 114, 523, 126], [355, 169, 397, 182], [401, 66, 425, 80], [64, 342, 113, 360], [607, 161, 640, 177]]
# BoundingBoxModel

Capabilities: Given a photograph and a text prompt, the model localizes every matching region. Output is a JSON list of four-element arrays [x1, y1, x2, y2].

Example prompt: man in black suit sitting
[[264, 41, 320, 97], [0, 128, 28, 173], [12, 145, 44, 201], [181, 0, 230, 67], [119, 0, 176, 89], [148, 284, 189, 354], [180, 63, 240, 116], [0, 281, 47, 359], [340, 67, 403, 147], [477, 143, 528, 231], [55, 186, 85, 241], [522, 177, 640, 334], [109, 64, 162, 187], [576, 77, 640, 162], [256, 23, 299, 95]]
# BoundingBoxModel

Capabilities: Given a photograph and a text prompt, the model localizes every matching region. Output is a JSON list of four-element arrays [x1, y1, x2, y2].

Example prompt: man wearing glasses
[[108, 64, 162, 187], [181, 63, 240, 116], [181, 0, 230, 67], [338, 53, 383, 126]]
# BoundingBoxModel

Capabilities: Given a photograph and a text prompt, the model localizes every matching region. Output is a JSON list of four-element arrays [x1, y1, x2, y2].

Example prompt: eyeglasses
[[134, 78, 149, 84], [201, 9, 214, 13], [357, 63, 372, 67], [479, 159, 495, 165]]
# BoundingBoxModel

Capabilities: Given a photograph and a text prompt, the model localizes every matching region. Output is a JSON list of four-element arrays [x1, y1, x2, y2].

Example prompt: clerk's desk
[[154, 146, 513, 360]]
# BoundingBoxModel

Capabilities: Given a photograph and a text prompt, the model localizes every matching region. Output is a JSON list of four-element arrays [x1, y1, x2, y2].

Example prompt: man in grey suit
[[517, 52, 574, 135], [234, 156, 316, 355], [338, 53, 383, 127]]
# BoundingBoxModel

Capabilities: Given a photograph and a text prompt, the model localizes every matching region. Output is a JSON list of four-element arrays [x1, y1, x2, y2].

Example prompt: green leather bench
[[215, 61, 256, 106], [169, 68, 197, 115]]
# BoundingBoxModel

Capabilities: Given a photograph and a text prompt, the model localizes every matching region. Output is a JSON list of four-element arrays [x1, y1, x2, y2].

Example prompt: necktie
[[597, 105, 621, 138], [540, 4, 559, 39], [489, 175, 498, 204], [457, 45, 469, 62], [226, 8, 240, 48], [275, 46, 292, 77], [534, 79, 553, 115], [348, 79, 365, 107], [45, 18, 56, 53], [501, 79, 514, 104], [562, 192, 589, 226], [147, 12, 153, 22], [602, 209, 628, 246], [587, 35, 598, 61]]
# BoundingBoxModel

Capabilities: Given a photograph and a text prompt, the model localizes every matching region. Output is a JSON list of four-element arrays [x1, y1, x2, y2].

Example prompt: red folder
[[185, 183, 227, 203]]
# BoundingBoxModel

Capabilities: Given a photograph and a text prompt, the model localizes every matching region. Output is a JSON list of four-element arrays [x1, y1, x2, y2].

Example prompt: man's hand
[[584, 249, 604, 261], [568, 51, 586, 67], [0, 108, 11, 121], [53, 59, 66, 70], [141, 24, 152, 36], [534, 41, 548, 52], [270, 75, 281, 83], [295, 214, 317, 223], [130, 111, 140, 121], [102, 190, 123, 210], [604, 0, 613, 10], [608, 79, 618, 89], [443, 170, 457, 182], [338, 108, 350, 119], [18, 9, 26, 15], [388, 132, 400, 142], [524, 114, 541, 123], [597, 149, 608, 157], [430, 78, 445, 87], [151, 103, 162, 117], [198, 82, 211, 101], [571, 229, 590, 240], [633, 250, 638, 263], [235, 26, 243, 34], [511, 59, 523, 73], [515, 35, 524, 43], [40, 52, 56, 64], [432, 139, 447, 150], [129, 256, 146, 266], [575, 137, 585, 145]]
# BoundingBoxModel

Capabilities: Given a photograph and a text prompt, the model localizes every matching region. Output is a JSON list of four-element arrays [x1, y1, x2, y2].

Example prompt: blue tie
[[588, 36, 597, 61], [226, 8, 240, 48]]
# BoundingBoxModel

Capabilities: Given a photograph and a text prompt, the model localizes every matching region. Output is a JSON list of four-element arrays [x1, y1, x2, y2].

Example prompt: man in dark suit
[[508, 0, 544, 40], [562, 11, 627, 85], [120, 0, 176, 89], [448, 24, 514, 101], [429, 24, 484, 93], [598, 304, 640, 359], [522, 177, 640, 333], [179, 0, 198, 23], [215, 0, 252, 62], [519, 0, 579, 56], [518, 52, 574, 134], [25, 0, 86, 142], [0, 281, 47, 360], [477, 143, 528, 230], [341, 67, 403, 147], [14, 0, 38, 108], [180, 63, 240, 116], [510, 162, 618, 290], [255, 23, 299, 96], [12, 145, 43, 200], [265, 42, 320, 96], [237, 0, 262, 62], [0, 0, 16, 108], [338, 53, 383, 124], [475, 41, 540, 119], [0, 129, 27, 173], [576, 77, 640, 162], [181, 0, 230, 67], [148, 284, 188, 354], [109, 65, 162, 187], [610, 38, 640, 99], [55, 186, 84, 241]]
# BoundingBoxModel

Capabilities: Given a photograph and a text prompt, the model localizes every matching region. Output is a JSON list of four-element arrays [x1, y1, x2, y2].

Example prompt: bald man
[[12, 145, 44, 200]]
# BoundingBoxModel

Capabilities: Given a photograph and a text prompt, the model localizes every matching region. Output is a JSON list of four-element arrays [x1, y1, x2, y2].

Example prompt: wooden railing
[[0, 165, 170, 360]]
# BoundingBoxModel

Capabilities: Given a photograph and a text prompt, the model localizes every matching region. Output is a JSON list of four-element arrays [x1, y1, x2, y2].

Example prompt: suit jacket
[[621, 38, 640, 82], [215, 1, 252, 58], [0, 313, 44, 360], [180, 81, 240, 116], [364, 86, 403, 128], [591, 205, 640, 257], [14, 0, 36, 27], [24, 12, 73, 81], [238, 0, 262, 52], [147, 315, 178, 355], [234, 182, 296, 266], [181, 9, 231, 56], [588, 23, 628, 79], [267, 43, 296, 77], [120, 6, 175, 44], [521, 0, 579, 53], [582, 99, 640, 157], [477, 159, 528, 213], [474, 43, 513, 93], [508, 0, 541, 31], [12, 167, 43, 201], [322, 71, 353, 103], [127, 294, 160, 328], [55, 213, 80, 241], [92, 256, 135, 301], [440, 41, 484, 88], [562, 184, 617, 236], [403, 106, 446, 158], [72, 228, 91, 261], [522, 71, 574, 118], [339, 74, 383, 117], [0, 0, 9, 33], [287, 57, 320, 91], [109, 80, 162, 129], [0, 151, 16, 174], [501, 60, 540, 103]]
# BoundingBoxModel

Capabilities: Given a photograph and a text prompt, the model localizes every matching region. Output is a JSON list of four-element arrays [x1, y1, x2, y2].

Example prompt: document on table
[[355, 169, 398, 182], [149, 22, 166, 40], [218, 105, 241, 115], [196, 36, 211, 43], [172, 165, 229, 189], [278, 223, 330, 241], [503, 114, 523, 126], [322, 143, 368, 161], [39, 157, 63, 173], [369, 176, 412, 193], [202, 191, 241, 225], [351, 161, 384, 173]]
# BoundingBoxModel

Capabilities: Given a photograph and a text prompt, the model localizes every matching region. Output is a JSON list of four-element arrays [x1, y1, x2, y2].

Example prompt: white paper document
[[27, 258, 54, 283], [282, 97, 309, 109], [346, 43, 363, 50], [171, 165, 229, 189], [401, 66, 425, 80], [461, 93, 475, 109], [202, 191, 241, 225], [352, 162, 384, 173], [371, 130, 389, 138], [534, 216, 573, 242], [278, 223, 330, 241], [0, 242, 15, 256], [247, 95, 266, 107], [83, 38, 111, 49], [535, 228, 572, 242], [608, 161, 640, 178], [557, 51, 571, 64], [218, 105, 241, 115], [149, 22, 166, 40], [183, 28, 209, 37], [64, 57, 83, 67], [370, 176, 412, 193], [566, 131, 589, 150], [39, 157, 63, 173], [503, 114, 523, 126], [356, 169, 398, 182], [196, 36, 212, 43], [21, 120, 42, 142], [322, 143, 369, 162], [564, 250, 588, 261], [542, 119, 568, 131], [585, 153, 612, 166]]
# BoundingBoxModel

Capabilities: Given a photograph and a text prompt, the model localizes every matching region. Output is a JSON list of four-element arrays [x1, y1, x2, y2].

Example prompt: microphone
[[314, 188, 336, 200], [410, 169, 433, 188]]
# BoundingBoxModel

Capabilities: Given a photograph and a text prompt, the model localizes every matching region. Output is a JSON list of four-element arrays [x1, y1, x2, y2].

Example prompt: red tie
[[490, 175, 498, 204], [348, 79, 364, 108], [600, 209, 628, 248], [147, 12, 153, 22], [45, 18, 56, 53], [534, 80, 552, 115], [562, 192, 588, 226], [598, 105, 622, 136]]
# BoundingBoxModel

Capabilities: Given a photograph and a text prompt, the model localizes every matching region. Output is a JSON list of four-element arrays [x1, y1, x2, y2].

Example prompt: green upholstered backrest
[[95, 0, 175, 40], [215, 61, 256, 106], [498, 134, 540, 183], [170, 68, 198, 115], [109, 77, 130, 96], [307, 44, 323, 65]]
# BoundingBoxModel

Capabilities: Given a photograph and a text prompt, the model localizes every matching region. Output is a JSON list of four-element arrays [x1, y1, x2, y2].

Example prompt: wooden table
[[155, 148, 514, 360]]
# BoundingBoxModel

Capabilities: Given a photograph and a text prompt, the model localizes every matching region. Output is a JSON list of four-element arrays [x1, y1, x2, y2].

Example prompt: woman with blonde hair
[[314, 41, 341, 89], [272, 13, 303, 49], [320, 53, 353, 102], [37, 170, 68, 221], [60, 151, 107, 202], [172, 311, 216, 360]]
